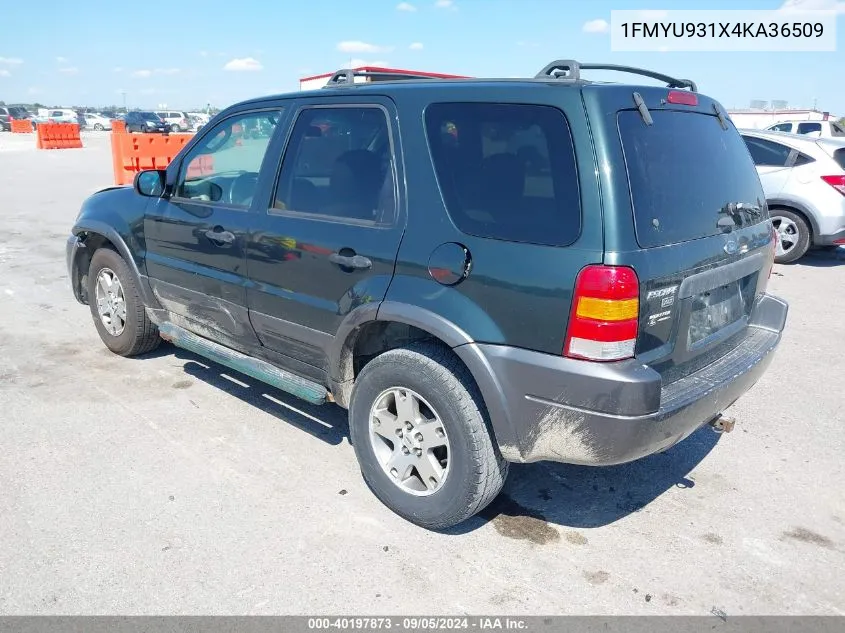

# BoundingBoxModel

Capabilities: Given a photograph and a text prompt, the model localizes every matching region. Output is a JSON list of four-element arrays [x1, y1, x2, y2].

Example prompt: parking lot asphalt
[[0, 133, 843, 616]]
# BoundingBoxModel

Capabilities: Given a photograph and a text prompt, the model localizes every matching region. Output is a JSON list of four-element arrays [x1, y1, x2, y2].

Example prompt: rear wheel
[[93, 123, 104, 131], [771, 209, 810, 264], [170, 123, 180, 133], [87, 248, 161, 357], [348, 342, 508, 530]]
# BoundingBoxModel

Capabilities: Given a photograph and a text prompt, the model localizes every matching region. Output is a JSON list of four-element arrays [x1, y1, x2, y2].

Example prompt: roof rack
[[323, 68, 441, 87], [535, 59, 698, 92]]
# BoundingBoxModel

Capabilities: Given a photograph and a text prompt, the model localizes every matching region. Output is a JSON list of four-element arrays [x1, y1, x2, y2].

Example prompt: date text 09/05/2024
[[307, 617, 528, 630], [620, 21, 824, 38]]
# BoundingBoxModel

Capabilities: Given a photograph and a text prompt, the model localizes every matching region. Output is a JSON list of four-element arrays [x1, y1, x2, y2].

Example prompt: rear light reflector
[[821, 175, 845, 196], [667, 90, 698, 106], [564, 265, 640, 362]]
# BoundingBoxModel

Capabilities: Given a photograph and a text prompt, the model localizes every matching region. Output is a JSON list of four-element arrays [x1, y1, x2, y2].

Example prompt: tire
[[86, 248, 161, 357], [771, 208, 811, 264], [349, 341, 508, 530], [93, 123, 104, 131]]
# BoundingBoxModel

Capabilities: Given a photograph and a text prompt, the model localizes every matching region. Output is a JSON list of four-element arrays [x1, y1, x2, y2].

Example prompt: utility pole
[[120, 90, 127, 112]]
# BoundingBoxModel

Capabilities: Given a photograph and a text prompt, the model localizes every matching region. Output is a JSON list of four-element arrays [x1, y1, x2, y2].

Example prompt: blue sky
[[0, 0, 843, 112]]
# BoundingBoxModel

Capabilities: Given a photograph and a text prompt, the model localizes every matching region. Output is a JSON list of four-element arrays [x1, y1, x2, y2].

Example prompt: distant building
[[299, 66, 468, 91], [727, 108, 839, 129]]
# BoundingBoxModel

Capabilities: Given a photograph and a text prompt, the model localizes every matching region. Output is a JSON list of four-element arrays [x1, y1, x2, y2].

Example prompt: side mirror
[[134, 169, 166, 197]]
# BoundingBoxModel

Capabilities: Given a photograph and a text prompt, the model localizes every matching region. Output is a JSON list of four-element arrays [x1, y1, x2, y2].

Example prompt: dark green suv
[[66, 61, 788, 529]]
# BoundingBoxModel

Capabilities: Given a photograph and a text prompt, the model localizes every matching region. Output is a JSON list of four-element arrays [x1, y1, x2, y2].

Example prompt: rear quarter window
[[833, 148, 845, 170], [424, 102, 581, 247]]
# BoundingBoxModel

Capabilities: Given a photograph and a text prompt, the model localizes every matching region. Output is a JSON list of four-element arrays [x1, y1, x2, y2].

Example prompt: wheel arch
[[328, 301, 517, 458], [70, 222, 159, 308], [767, 199, 817, 243]]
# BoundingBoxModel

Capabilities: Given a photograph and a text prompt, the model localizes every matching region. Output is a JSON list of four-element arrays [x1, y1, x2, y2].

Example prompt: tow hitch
[[711, 416, 736, 434]]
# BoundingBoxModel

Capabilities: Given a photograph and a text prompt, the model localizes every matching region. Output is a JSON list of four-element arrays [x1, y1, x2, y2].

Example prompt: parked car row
[[1, 107, 212, 133]]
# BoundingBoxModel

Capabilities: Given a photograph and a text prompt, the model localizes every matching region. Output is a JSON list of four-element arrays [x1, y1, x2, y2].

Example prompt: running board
[[158, 322, 329, 405]]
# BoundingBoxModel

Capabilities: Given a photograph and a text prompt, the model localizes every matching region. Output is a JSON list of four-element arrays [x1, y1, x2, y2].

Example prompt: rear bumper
[[816, 226, 845, 246], [468, 293, 788, 466]]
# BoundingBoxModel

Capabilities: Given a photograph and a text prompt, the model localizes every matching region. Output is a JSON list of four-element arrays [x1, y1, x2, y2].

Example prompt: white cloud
[[348, 58, 389, 68], [27, 87, 40, 95], [132, 69, 152, 78], [113, 66, 123, 73], [409, 42, 424, 50], [56, 56, 69, 63], [779, 0, 845, 12], [434, 0, 454, 7], [0, 57, 23, 66], [223, 57, 263, 71], [58, 67, 79, 74], [336, 40, 390, 53], [199, 50, 209, 57], [396, 1, 417, 10], [0, 69, 10, 77], [582, 19, 609, 34]]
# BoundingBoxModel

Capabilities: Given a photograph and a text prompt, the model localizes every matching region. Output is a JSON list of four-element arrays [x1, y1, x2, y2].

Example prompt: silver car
[[740, 129, 845, 263]]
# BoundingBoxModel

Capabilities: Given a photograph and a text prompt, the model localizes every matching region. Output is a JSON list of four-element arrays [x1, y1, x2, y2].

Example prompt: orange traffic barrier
[[110, 131, 213, 185], [10, 119, 32, 133], [36, 123, 83, 149], [111, 119, 126, 134]]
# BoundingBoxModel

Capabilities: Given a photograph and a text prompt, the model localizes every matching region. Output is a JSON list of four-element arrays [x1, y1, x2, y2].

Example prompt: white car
[[740, 129, 845, 263], [765, 119, 845, 139], [154, 110, 191, 133], [84, 113, 113, 131]]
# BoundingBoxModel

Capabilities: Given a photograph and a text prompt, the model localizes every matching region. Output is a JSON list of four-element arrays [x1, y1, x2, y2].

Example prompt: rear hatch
[[586, 85, 776, 383]]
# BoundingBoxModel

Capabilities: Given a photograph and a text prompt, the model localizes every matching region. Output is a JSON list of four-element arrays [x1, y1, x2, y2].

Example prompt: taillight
[[667, 90, 698, 106], [564, 265, 640, 362], [821, 175, 845, 196]]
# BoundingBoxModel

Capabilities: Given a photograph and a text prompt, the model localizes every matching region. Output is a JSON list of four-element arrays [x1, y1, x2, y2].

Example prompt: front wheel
[[171, 124, 181, 133], [93, 123, 104, 131], [349, 342, 508, 530], [771, 209, 811, 264], [87, 248, 161, 357]]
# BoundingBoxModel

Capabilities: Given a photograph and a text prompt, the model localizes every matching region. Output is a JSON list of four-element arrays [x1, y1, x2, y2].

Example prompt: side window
[[768, 123, 792, 132], [272, 106, 396, 224], [175, 109, 282, 208], [832, 122, 845, 137], [796, 122, 822, 135], [742, 137, 792, 166], [424, 102, 580, 246]]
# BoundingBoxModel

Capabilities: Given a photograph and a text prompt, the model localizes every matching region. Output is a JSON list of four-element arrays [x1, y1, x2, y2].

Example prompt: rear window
[[619, 110, 766, 249], [425, 102, 581, 246]]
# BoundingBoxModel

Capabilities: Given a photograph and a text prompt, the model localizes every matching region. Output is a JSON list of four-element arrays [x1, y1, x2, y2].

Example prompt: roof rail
[[323, 68, 443, 88], [535, 59, 698, 92]]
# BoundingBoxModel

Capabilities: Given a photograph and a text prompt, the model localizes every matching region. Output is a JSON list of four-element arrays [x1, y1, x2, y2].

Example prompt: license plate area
[[688, 280, 747, 348]]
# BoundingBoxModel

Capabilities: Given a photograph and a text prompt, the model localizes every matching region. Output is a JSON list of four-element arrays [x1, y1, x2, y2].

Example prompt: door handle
[[329, 253, 372, 270], [205, 228, 235, 244]]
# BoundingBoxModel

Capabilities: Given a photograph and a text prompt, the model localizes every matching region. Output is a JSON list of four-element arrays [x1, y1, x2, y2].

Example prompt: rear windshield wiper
[[717, 202, 762, 230]]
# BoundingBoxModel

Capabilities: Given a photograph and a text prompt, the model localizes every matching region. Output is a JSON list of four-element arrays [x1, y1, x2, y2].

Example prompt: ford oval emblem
[[723, 239, 738, 255]]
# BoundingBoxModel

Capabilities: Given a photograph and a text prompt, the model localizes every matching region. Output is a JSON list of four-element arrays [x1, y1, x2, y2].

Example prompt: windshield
[[138, 112, 161, 121], [618, 110, 767, 248]]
